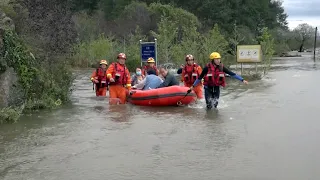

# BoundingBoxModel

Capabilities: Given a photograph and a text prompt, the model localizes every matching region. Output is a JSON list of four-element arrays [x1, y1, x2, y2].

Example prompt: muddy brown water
[[1, 56, 320, 180]]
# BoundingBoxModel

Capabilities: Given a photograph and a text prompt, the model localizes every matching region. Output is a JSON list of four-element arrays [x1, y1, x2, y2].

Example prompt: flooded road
[[1, 57, 320, 180]]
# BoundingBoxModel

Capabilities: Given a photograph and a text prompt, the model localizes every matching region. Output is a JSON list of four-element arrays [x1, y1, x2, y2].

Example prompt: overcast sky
[[283, 0, 320, 29]]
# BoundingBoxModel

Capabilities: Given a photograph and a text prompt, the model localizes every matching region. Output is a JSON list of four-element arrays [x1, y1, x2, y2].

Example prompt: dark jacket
[[157, 72, 179, 88]]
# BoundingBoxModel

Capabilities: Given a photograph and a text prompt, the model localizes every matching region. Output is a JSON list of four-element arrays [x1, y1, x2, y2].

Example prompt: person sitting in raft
[[142, 57, 159, 76], [188, 52, 248, 109], [176, 54, 203, 99], [90, 59, 109, 96], [131, 68, 145, 86], [132, 69, 163, 90], [156, 67, 179, 88]]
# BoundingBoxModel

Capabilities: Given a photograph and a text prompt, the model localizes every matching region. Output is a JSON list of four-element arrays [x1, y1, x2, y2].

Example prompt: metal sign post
[[139, 39, 157, 68], [155, 38, 158, 67]]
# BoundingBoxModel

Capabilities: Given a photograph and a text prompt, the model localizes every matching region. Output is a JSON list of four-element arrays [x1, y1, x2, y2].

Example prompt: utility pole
[[314, 27, 318, 60]]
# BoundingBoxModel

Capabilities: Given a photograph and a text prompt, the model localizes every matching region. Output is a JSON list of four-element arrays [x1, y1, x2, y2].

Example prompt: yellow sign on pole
[[236, 45, 262, 63]]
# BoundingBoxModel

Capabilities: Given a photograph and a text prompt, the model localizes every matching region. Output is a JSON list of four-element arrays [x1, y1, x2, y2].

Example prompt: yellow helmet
[[147, 57, 155, 63], [100, 59, 108, 65], [209, 52, 221, 60]]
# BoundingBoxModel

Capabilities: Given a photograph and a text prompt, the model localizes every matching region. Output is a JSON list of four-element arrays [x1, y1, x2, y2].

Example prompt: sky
[[283, 0, 320, 29]]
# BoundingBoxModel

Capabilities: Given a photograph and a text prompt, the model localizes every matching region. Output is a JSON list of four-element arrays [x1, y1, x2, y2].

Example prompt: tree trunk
[[299, 44, 303, 52]]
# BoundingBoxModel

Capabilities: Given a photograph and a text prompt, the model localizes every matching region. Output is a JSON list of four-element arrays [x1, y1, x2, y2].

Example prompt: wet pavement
[[1, 56, 320, 180]]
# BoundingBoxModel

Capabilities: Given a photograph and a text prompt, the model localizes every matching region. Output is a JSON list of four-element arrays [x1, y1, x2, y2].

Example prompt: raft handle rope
[[129, 90, 136, 96]]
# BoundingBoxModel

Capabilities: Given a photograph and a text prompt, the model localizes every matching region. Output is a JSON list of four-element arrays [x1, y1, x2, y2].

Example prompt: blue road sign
[[141, 43, 156, 62]]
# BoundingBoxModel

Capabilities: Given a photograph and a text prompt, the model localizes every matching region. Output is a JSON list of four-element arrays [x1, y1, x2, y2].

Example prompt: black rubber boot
[[213, 101, 218, 108], [206, 98, 213, 109], [212, 98, 218, 108]]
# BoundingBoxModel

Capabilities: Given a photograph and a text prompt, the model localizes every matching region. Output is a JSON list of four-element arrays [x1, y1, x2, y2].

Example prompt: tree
[[269, 27, 290, 55], [100, 0, 133, 20], [18, 0, 77, 56], [115, 2, 153, 37], [170, 25, 201, 65], [148, 2, 200, 41], [229, 22, 256, 55], [72, 34, 116, 67], [123, 26, 147, 71], [150, 16, 178, 64], [293, 23, 315, 52], [257, 27, 275, 75], [69, 1, 292, 68], [199, 24, 229, 65], [71, 0, 100, 14], [149, 0, 289, 33]]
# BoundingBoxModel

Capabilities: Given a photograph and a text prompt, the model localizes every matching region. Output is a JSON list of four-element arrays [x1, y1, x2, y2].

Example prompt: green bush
[[2, 30, 73, 112], [0, 106, 22, 124]]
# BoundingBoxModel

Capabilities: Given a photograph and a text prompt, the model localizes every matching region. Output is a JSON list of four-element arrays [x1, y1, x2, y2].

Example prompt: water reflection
[[108, 104, 132, 122]]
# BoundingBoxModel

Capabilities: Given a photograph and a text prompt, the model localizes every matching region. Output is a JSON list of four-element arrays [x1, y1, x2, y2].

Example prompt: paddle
[[177, 89, 192, 106]]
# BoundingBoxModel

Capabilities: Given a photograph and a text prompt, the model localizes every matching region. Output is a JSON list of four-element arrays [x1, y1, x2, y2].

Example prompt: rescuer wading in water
[[188, 52, 248, 109], [90, 59, 109, 96]]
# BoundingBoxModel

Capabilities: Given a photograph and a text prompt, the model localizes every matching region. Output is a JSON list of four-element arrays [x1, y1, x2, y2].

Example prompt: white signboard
[[237, 45, 262, 63]]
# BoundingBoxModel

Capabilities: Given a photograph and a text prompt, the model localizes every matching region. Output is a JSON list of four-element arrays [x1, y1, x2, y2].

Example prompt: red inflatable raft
[[127, 85, 197, 106]]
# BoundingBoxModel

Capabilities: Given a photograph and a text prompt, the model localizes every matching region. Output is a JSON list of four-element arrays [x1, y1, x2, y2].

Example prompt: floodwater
[[1, 56, 320, 180]]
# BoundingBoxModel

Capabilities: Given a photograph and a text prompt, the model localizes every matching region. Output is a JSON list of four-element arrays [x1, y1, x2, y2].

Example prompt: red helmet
[[185, 54, 194, 61], [117, 53, 126, 59]]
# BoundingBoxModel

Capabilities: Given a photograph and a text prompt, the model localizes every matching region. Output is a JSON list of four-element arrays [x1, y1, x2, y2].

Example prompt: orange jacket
[[90, 70, 98, 82], [106, 62, 131, 89], [181, 64, 202, 85], [90, 68, 107, 82]]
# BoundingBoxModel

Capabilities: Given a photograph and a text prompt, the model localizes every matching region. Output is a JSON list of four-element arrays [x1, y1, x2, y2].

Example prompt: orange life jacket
[[203, 63, 226, 87], [183, 63, 199, 85], [95, 67, 108, 89], [143, 65, 158, 76], [109, 62, 128, 85]]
